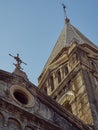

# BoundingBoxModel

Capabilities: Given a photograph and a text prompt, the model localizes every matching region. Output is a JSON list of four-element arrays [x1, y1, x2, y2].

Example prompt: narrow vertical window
[[64, 66, 68, 76], [57, 70, 61, 83], [50, 75, 54, 91]]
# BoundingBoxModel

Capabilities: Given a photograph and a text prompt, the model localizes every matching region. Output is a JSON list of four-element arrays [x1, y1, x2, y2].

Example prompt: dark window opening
[[50, 75, 54, 91], [63, 101, 72, 113], [14, 91, 28, 105], [57, 71, 61, 83], [64, 66, 68, 75]]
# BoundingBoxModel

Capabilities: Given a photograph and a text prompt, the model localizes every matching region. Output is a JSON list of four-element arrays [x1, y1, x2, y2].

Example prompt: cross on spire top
[[62, 3, 67, 19], [62, 3, 70, 24]]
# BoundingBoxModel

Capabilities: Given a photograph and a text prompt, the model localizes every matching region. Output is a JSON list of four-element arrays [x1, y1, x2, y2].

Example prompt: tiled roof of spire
[[43, 19, 97, 71]]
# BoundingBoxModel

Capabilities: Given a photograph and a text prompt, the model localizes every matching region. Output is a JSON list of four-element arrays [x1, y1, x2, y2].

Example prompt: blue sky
[[0, 0, 98, 85]]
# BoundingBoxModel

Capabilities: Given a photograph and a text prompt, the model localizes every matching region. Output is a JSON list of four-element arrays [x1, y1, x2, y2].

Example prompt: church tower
[[38, 17, 98, 129]]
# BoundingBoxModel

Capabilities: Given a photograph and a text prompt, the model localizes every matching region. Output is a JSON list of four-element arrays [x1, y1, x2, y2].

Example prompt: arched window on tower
[[62, 101, 72, 113], [64, 65, 68, 76], [62, 65, 68, 78], [57, 70, 61, 84], [49, 75, 54, 91], [62, 91, 75, 113]]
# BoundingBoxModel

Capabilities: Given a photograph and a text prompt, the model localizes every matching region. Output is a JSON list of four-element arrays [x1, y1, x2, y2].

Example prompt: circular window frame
[[10, 85, 34, 107]]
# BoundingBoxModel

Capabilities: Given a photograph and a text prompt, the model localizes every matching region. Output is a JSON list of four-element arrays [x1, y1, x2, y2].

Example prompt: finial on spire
[[62, 3, 70, 24], [62, 3, 67, 18], [9, 53, 27, 70]]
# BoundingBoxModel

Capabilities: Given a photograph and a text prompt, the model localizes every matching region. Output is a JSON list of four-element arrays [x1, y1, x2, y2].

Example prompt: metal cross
[[62, 3, 67, 19]]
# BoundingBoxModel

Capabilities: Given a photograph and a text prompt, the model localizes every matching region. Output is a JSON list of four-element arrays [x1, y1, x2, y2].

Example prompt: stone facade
[[0, 69, 90, 130]]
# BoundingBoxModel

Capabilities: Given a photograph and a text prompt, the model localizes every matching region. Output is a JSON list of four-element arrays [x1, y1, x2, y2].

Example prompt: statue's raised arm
[[9, 53, 27, 70]]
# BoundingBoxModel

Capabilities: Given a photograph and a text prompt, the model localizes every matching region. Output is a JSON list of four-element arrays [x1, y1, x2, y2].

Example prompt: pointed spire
[[41, 4, 97, 73], [42, 21, 97, 71]]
